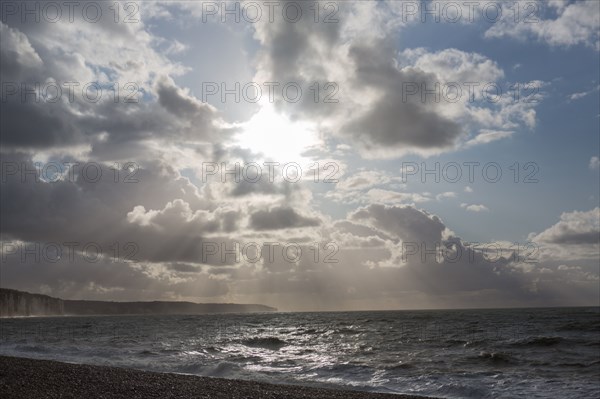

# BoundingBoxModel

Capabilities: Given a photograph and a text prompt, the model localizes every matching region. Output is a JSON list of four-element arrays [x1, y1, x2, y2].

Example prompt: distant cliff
[[0, 289, 64, 317], [0, 288, 276, 317]]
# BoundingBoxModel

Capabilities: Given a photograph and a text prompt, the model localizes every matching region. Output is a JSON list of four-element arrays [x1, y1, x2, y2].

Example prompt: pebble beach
[[0, 356, 437, 399]]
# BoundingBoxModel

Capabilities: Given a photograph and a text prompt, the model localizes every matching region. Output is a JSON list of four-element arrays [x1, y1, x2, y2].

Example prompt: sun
[[235, 104, 319, 164]]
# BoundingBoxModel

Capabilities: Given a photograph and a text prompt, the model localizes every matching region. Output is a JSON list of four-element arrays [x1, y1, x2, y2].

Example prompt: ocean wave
[[476, 351, 514, 363], [556, 360, 600, 368], [383, 362, 414, 370], [3, 308, 599, 399], [337, 328, 361, 335], [14, 344, 51, 353], [558, 321, 600, 332], [138, 350, 159, 356], [206, 361, 243, 377], [241, 337, 287, 350], [581, 338, 600, 346], [292, 328, 318, 336], [511, 336, 564, 347]]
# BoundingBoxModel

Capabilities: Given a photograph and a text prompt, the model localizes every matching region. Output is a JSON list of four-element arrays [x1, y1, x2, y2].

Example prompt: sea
[[1, 307, 598, 398]]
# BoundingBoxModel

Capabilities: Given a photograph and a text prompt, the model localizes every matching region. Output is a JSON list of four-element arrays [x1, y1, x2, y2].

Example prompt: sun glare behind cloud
[[235, 104, 320, 163]]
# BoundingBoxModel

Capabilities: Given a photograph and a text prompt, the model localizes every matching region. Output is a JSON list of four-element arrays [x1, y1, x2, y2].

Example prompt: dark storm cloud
[[341, 41, 462, 152], [0, 255, 229, 301], [0, 100, 83, 148], [0, 79, 223, 156], [0, 154, 222, 264], [0, 22, 43, 80], [350, 204, 446, 244], [256, 0, 341, 79], [156, 77, 219, 127], [342, 99, 460, 150], [249, 207, 320, 230], [230, 178, 280, 197], [0, 18, 226, 157], [545, 232, 600, 245]]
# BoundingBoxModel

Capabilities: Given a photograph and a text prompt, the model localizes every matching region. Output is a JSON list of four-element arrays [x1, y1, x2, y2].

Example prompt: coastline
[[0, 356, 439, 399]]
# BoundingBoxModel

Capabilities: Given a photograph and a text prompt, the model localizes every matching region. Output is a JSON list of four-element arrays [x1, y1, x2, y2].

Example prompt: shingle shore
[[0, 355, 439, 399]]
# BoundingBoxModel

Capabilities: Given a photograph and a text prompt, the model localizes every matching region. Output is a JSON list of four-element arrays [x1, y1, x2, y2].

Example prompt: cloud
[[0, 22, 43, 80], [340, 43, 464, 156], [0, 253, 230, 302], [258, 4, 463, 157], [568, 85, 600, 101], [526, 208, 600, 266], [589, 156, 600, 171], [250, 2, 540, 159], [464, 130, 514, 147], [399, 47, 504, 83], [461, 203, 489, 212], [396, 49, 543, 135], [126, 199, 221, 233], [156, 77, 215, 120], [532, 208, 600, 245], [350, 204, 447, 244], [0, 1, 597, 310], [335, 170, 391, 191], [0, 11, 222, 159], [3, 178, 598, 308], [436, 192, 457, 201], [326, 170, 398, 203], [165, 40, 189, 55], [485, 1, 600, 49], [249, 207, 321, 231], [0, 154, 217, 263]]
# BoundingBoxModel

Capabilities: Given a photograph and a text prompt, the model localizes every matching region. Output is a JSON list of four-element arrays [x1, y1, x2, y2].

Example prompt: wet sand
[[0, 355, 439, 399]]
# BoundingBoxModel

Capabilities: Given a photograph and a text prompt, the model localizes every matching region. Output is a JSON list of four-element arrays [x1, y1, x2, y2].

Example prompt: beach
[[0, 356, 436, 399]]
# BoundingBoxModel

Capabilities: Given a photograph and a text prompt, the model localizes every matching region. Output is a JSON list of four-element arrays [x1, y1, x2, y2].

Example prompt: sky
[[0, 0, 598, 311]]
